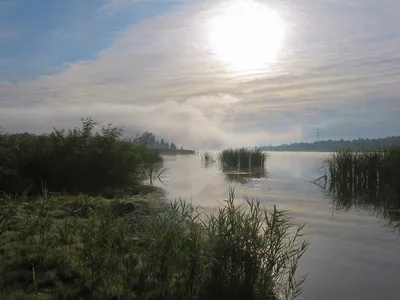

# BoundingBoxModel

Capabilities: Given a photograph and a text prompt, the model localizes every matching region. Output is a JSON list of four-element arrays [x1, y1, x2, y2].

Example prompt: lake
[[156, 151, 400, 300]]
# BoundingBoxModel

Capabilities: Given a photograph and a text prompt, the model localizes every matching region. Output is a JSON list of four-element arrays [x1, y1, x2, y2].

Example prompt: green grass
[[218, 148, 268, 170], [0, 117, 162, 197], [0, 188, 309, 300]]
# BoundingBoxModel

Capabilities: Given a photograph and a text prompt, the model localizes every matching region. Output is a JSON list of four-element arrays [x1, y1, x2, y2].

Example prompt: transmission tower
[[316, 128, 320, 142]]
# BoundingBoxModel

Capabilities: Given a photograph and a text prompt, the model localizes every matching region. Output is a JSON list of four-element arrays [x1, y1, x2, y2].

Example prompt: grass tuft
[[218, 148, 268, 170]]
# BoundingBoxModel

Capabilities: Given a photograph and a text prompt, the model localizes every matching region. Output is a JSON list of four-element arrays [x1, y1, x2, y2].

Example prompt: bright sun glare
[[207, 0, 285, 75]]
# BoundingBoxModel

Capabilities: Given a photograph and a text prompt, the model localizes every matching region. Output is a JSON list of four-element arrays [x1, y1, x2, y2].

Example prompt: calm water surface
[[156, 151, 400, 300]]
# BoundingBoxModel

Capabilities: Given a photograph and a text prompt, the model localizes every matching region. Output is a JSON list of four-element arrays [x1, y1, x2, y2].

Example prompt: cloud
[[1, 0, 400, 147]]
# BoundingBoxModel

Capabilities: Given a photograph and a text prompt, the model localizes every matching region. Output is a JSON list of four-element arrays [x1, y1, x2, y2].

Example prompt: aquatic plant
[[324, 147, 400, 192], [321, 147, 400, 231], [218, 148, 268, 170]]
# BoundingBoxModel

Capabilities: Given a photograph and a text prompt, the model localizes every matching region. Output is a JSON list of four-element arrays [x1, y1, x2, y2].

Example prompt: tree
[[135, 131, 155, 146]]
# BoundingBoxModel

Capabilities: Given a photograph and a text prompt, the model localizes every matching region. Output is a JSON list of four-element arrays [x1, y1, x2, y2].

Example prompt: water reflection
[[316, 150, 400, 232], [221, 166, 268, 184], [157, 152, 400, 300], [320, 175, 400, 232], [200, 150, 268, 184]]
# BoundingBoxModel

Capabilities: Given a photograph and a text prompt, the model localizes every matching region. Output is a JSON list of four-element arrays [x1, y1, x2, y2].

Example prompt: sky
[[1, 0, 400, 148]]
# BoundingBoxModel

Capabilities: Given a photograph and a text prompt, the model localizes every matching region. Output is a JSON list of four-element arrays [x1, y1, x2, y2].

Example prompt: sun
[[207, 0, 285, 75]]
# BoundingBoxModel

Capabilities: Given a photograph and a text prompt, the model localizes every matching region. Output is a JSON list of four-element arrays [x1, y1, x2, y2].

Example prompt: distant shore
[[150, 148, 197, 155]]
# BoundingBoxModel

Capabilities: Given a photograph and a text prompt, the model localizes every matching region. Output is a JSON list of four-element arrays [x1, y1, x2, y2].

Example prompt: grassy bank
[[218, 148, 268, 170], [0, 119, 309, 299], [0, 118, 162, 197], [0, 189, 309, 300]]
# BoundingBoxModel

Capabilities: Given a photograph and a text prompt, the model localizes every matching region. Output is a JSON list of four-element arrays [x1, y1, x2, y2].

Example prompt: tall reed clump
[[323, 147, 400, 231], [325, 147, 400, 193], [139, 188, 309, 300], [218, 148, 268, 170], [0, 189, 309, 300], [0, 117, 162, 197]]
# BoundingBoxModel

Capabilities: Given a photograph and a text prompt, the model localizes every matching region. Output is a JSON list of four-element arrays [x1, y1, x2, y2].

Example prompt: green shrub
[[0, 117, 162, 196]]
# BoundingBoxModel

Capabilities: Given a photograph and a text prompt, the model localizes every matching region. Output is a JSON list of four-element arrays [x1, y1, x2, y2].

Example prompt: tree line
[[134, 131, 179, 150], [256, 136, 400, 152]]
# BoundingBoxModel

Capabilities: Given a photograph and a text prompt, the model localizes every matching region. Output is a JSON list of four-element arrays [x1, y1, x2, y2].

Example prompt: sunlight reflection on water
[[156, 151, 400, 300]]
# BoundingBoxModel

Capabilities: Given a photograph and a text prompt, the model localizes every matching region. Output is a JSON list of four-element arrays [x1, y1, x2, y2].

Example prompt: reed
[[218, 148, 268, 170], [0, 117, 162, 197], [0, 189, 309, 300], [324, 147, 400, 193], [322, 147, 400, 231]]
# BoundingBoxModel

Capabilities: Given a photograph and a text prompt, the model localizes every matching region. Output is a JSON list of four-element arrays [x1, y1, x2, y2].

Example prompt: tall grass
[[323, 147, 400, 231], [218, 148, 268, 170], [325, 147, 400, 192], [0, 189, 309, 300], [0, 117, 162, 197]]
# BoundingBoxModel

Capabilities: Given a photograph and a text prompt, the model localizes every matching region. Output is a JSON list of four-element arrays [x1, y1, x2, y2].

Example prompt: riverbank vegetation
[[0, 117, 162, 197], [0, 119, 309, 299], [0, 189, 309, 300]]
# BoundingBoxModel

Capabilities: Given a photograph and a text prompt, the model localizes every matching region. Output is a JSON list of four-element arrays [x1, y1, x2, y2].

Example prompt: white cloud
[[1, 0, 400, 147]]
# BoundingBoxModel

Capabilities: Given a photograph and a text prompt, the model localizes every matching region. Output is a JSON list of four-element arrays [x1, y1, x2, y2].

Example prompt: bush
[[0, 117, 162, 196]]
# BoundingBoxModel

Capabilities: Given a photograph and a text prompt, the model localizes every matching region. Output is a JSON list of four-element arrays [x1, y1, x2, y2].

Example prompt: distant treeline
[[256, 136, 400, 152], [135, 131, 180, 150]]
